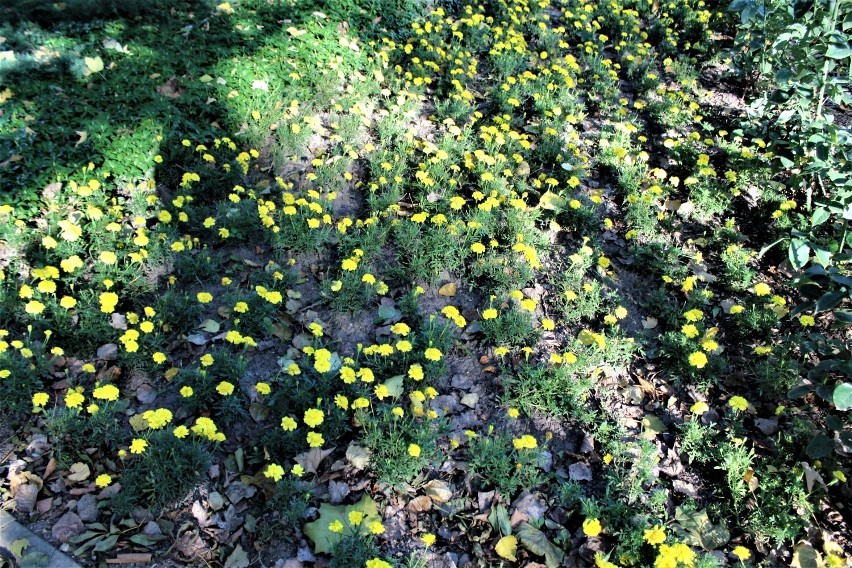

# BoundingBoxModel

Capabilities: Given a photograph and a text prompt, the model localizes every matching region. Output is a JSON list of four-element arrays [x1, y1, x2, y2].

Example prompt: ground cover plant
[[0, 0, 851, 566]]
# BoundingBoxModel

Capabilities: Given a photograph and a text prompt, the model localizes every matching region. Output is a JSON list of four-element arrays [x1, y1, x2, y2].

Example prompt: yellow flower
[[349, 511, 365, 526], [690, 401, 709, 415], [644, 525, 666, 545], [99, 292, 119, 313], [422, 533, 436, 547], [752, 282, 771, 296], [408, 443, 421, 458], [390, 322, 411, 336], [307, 431, 324, 447], [304, 408, 324, 427], [265, 463, 285, 482], [255, 382, 271, 395], [25, 300, 46, 315], [328, 520, 344, 534], [512, 435, 537, 450], [366, 560, 391, 568], [728, 396, 748, 412], [92, 384, 120, 401], [197, 292, 213, 303], [65, 391, 85, 408], [798, 315, 815, 326], [281, 416, 297, 431], [368, 521, 385, 535], [732, 546, 751, 561], [583, 518, 603, 537], [541, 318, 555, 331], [688, 351, 708, 369], [200, 354, 214, 366], [683, 309, 703, 322], [59, 296, 77, 309], [424, 347, 442, 361], [408, 364, 424, 381], [152, 352, 167, 364], [291, 464, 304, 477], [681, 324, 699, 338], [180, 386, 194, 397], [143, 408, 173, 429], [95, 474, 112, 488], [508, 408, 520, 418], [216, 381, 234, 396], [173, 425, 189, 439], [129, 438, 148, 454], [32, 392, 49, 407], [482, 308, 498, 320]]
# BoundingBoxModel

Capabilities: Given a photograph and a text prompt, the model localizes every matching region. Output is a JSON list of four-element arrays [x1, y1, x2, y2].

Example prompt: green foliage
[[110, 430, 211, 515], [467, 427, 545, 498], [357, 406, 445, 488], [44, 401, 129, 469]]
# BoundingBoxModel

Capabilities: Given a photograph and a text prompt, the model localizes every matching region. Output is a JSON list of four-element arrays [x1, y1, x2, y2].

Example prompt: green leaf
[[198, 319, 220, 332], [673, 507, 730, 550], [805, 433, 833, 459], [815, 290, 844, 312], [303, 494, 381, 554], [811, 208, 830, 226], [641, 414, 667, 439], [129, 533, 164, 547], [84, 56, 104, 74], [382, 375, 405, 398], [224, 544, 250, 568], [789, 240, 811, 269], [826, 43, 852, 59], [11, 539, 30, 558], [93, 534, 119, 552], [515, 522, 564, 568], [377, 304, 401, 321], [488, 504, 512, 536], [833, 382, 852, 411], [538, 191, 566, 211]]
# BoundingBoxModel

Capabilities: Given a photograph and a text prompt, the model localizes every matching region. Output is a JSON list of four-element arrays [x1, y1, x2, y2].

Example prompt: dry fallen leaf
[[438, 282, 457, 297], [67, 462, 90, 482], [495, 535, 518, 561]]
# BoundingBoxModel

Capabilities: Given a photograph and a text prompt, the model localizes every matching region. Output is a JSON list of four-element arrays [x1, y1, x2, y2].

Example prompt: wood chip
[[106, 553, 153, 564]]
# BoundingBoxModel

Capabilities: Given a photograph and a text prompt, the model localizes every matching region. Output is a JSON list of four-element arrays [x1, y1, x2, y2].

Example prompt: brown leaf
[[438, 282, 457, 297], [407, 495, 432, 513], [295, 447, 334, 475], [67, 462, 90, 482], [156, 78, 182, 99], [421, 480, 452, 503]]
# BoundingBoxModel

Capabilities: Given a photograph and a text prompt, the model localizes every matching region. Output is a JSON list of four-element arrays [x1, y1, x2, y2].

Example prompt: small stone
[[96, 343, 118, 360], [52, 512, 85, 543], [451, 374, 473, 389], [460, 393, 479, 408], [754, 417, 780, 436], [135, 384, 157, 404], [431, 394, 461, 416], [143, 521, 162, 535], [14, 484, 39, 514], [569, 462, 593, 481], [76, 494, 99, 522]]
